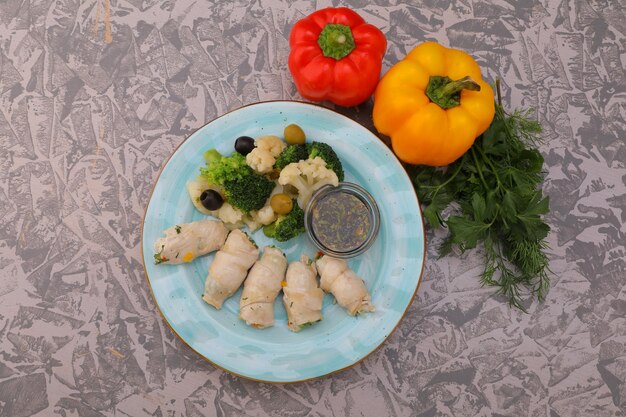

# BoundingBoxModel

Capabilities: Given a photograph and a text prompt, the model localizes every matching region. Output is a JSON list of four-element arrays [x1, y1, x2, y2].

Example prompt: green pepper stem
[[440, 76, 480, 96], [317, 24, 356, 60], [426, 75, 481, 109]]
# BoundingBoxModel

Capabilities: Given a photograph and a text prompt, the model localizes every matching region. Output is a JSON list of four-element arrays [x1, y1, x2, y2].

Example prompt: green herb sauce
[[311, 192, 371, 253]]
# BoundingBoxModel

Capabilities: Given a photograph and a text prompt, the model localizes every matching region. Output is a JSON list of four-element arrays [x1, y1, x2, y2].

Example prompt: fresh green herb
[[410, 86, 550, 311], [242, 231, 258, 248], [299, 320, 320, 328], [154, 245, 166, 265], [175, 225, 181, 234]]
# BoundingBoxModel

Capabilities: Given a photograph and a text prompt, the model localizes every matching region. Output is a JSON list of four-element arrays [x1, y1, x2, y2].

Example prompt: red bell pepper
[[288, 7, 387, 107]]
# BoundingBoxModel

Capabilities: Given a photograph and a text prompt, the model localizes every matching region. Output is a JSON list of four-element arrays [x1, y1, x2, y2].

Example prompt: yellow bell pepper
[[373, 42, 495, 166]]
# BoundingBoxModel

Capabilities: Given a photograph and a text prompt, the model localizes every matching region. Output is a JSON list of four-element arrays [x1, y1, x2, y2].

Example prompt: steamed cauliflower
[[187, 178, 216, 216], [246, 135, 286, 174], [243, 216, 261, 232], [243, 206, 277, 231], [215, 202, 245, 226], [255, 205, 277, 224], [278, 157, 339, 208], [242, 186, 281, 231]]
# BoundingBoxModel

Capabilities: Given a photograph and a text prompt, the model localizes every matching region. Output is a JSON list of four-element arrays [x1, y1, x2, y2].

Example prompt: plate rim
[[140, 99, 427, 384]]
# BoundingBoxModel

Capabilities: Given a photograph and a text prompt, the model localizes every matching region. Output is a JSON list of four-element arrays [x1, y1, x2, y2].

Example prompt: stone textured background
[[0, 0, 625, 416]]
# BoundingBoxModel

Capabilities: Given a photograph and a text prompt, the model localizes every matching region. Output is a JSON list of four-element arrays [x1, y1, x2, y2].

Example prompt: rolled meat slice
[[239, 246, 288, 328], [153, 219, 227, 265], [202, 230, 259, 309], [316, 255, 374, 316], [283, 255, 324, 332]]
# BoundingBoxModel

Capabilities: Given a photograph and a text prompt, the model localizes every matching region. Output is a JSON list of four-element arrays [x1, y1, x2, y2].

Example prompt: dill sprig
[[410, 84, 551, 311]]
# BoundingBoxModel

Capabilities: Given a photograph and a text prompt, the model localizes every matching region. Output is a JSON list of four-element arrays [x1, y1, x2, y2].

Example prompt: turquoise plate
[[141, 101, 425, 383]]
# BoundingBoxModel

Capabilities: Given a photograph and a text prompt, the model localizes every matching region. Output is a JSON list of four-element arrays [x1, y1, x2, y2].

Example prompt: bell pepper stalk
[[373, 42, 495, 166], [288, 7, 387, 107]]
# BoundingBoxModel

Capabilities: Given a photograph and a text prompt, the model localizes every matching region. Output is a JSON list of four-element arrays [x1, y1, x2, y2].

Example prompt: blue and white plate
[[141, 101, 425, 383]]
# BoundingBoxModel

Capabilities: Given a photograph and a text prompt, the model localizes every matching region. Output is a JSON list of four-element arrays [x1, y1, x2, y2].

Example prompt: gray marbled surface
[[0, 0, 625, 416]]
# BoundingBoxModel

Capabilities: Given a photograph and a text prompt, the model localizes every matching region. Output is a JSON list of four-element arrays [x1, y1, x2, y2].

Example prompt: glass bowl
[[304, 182, 380, 259]]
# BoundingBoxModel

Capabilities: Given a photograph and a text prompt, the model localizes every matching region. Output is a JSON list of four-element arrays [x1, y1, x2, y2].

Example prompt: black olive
[[200, 189, 224, 211], [234, 136, 255, 155]]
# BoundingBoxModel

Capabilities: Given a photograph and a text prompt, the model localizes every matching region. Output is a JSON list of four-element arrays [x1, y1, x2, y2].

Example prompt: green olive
[[284, 124, 306, 145], [270, 194, 293, 214]]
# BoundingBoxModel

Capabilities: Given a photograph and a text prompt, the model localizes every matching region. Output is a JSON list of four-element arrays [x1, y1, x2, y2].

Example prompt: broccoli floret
[[307, 142, 344, 181], [274, 144, 309, 170], [262, 200, 305, 242], [199, 148, 273, 213], [200, 150, 250, 185], [223, 173, 275, 213], [203, 149, 222, 165]]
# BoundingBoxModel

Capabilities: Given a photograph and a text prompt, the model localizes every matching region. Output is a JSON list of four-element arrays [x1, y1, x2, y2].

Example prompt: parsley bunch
[[410, 95, 551, 311]]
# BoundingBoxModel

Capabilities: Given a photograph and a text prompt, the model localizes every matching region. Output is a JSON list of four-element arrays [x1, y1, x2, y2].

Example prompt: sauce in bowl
[[311, 192, 371, 252], [305, 182, 380, 258]]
